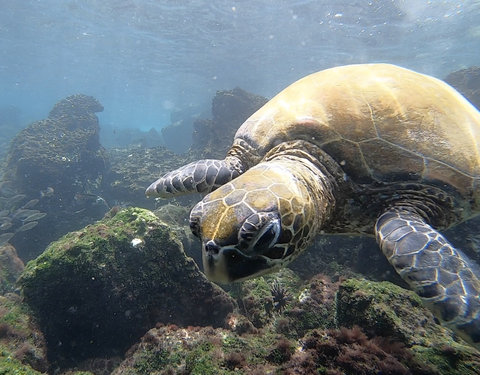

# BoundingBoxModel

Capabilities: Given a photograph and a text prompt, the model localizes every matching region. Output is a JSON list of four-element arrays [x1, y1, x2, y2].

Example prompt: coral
[[19, 207, 236, 366]]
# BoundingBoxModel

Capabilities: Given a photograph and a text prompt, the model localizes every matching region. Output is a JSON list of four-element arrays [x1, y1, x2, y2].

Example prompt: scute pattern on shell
[[235, 64, 480, 205]]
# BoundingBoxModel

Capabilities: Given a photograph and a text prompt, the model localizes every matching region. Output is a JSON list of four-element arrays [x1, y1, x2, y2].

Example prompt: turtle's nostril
[[205, 241, 220, 255]]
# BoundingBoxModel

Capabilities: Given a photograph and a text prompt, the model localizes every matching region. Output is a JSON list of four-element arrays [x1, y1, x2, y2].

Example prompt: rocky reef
[[0, 244, 24, 294], [109, 273, 480, 375], [19, 207, 235, 367], [0, 75, 479, 374], [190, 87, 268, 159], [103, 87, 268, 209], [1, 94, 108, 261], [0, 293, 48, 374], [103, 146, 196, 209]]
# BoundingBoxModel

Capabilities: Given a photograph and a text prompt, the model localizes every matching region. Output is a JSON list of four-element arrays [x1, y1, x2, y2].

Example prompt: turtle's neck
[[261, 140, 346, 234]]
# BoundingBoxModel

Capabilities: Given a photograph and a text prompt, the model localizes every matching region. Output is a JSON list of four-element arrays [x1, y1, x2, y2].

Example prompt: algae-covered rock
[[0, 293, 48, 373], [230, 268, 301, 329], [19, 207, 236, 364], [104, 146, 198, 209], [0, 244, 24, 295], [2, 94, 108, 261], [336, 278, 480, 374], [4, 94, 106, 199], [112, 324, 290, 375], [110, 275, 480, 375]]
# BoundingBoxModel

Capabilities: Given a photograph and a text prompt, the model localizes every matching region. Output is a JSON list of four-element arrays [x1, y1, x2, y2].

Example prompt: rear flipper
[[146, 156, 245, 198], [376, 208, 480, 348]]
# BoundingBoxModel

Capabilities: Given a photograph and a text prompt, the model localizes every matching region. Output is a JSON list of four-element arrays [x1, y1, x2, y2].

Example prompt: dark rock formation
[[191, 88, 268, 158], [1, 94, 108, 260], [445, 66, 480, 110], [0, 244, 24, 295], [19, 207, 236, 365]]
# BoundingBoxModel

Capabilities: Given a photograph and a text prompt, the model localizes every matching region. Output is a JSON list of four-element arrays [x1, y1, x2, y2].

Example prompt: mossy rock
[[0, 355, 45, 375], [336, 278, 480, 374], [19, 207, 235, 364], [0, 245, 24, 295], [112, 324, 291, 375], [229, 268, 301, 329], [0, 294, 48, 373]]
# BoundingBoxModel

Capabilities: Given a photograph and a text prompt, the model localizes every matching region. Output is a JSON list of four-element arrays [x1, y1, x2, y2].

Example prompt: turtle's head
[[189, 161, 319, 283]]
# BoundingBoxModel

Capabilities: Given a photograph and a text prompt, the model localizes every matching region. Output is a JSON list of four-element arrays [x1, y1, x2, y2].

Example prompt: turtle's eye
[[238, 212, 281, 253]]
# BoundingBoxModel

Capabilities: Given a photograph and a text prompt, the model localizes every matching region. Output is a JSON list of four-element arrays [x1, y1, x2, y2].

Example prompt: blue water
[[1, 0, 479, 138]]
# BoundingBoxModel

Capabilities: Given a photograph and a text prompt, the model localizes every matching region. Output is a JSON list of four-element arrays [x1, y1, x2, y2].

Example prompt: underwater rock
[[104, 146, 198, 209], [19, 207, 235, 365], [336, 278, 480, 373], [0, 293, 48, 373], [101, 125, 164, 149], [2, 94, 108, 261], [191, 87, 268, 158], [153, 203, 200, 266], [289, 234, 405, 286], [111, 274, 480, 375], [0, 244, 24, 295], [445, 66, 480, 110], [111, 323, 290, 375], [4, 94, 106, 196]]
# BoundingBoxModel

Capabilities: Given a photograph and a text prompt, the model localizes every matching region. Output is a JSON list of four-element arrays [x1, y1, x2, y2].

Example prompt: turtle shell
[[235, 64, 480, 206]]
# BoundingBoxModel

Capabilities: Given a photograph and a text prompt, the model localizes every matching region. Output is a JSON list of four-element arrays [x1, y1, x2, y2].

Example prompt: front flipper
[[375, 208, 480, 348], [146, 156, 245, 198]]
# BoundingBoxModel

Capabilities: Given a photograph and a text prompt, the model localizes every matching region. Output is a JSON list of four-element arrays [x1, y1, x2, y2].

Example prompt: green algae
[[0, 355, 44, 375], [336, 278, 480, 374], [19, 207, 235, 364]]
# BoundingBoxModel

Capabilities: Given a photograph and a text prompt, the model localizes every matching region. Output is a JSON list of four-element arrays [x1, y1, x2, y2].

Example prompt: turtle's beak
[[202, 241, 271, 283]]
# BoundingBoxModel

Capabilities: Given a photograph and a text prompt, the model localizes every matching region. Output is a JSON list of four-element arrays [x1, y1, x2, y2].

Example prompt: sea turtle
[[146, 64, 480, 347]]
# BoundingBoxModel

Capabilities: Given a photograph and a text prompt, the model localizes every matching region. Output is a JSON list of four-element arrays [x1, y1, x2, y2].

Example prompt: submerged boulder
[[191, 88, 268, 158], [2, 94, 108, 261], [4, 94, 106, 198], [112, 275, 480, 375], [19, 207, 236, 365], [0, 293, 48, 373], [0, 244, 24, 295]]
